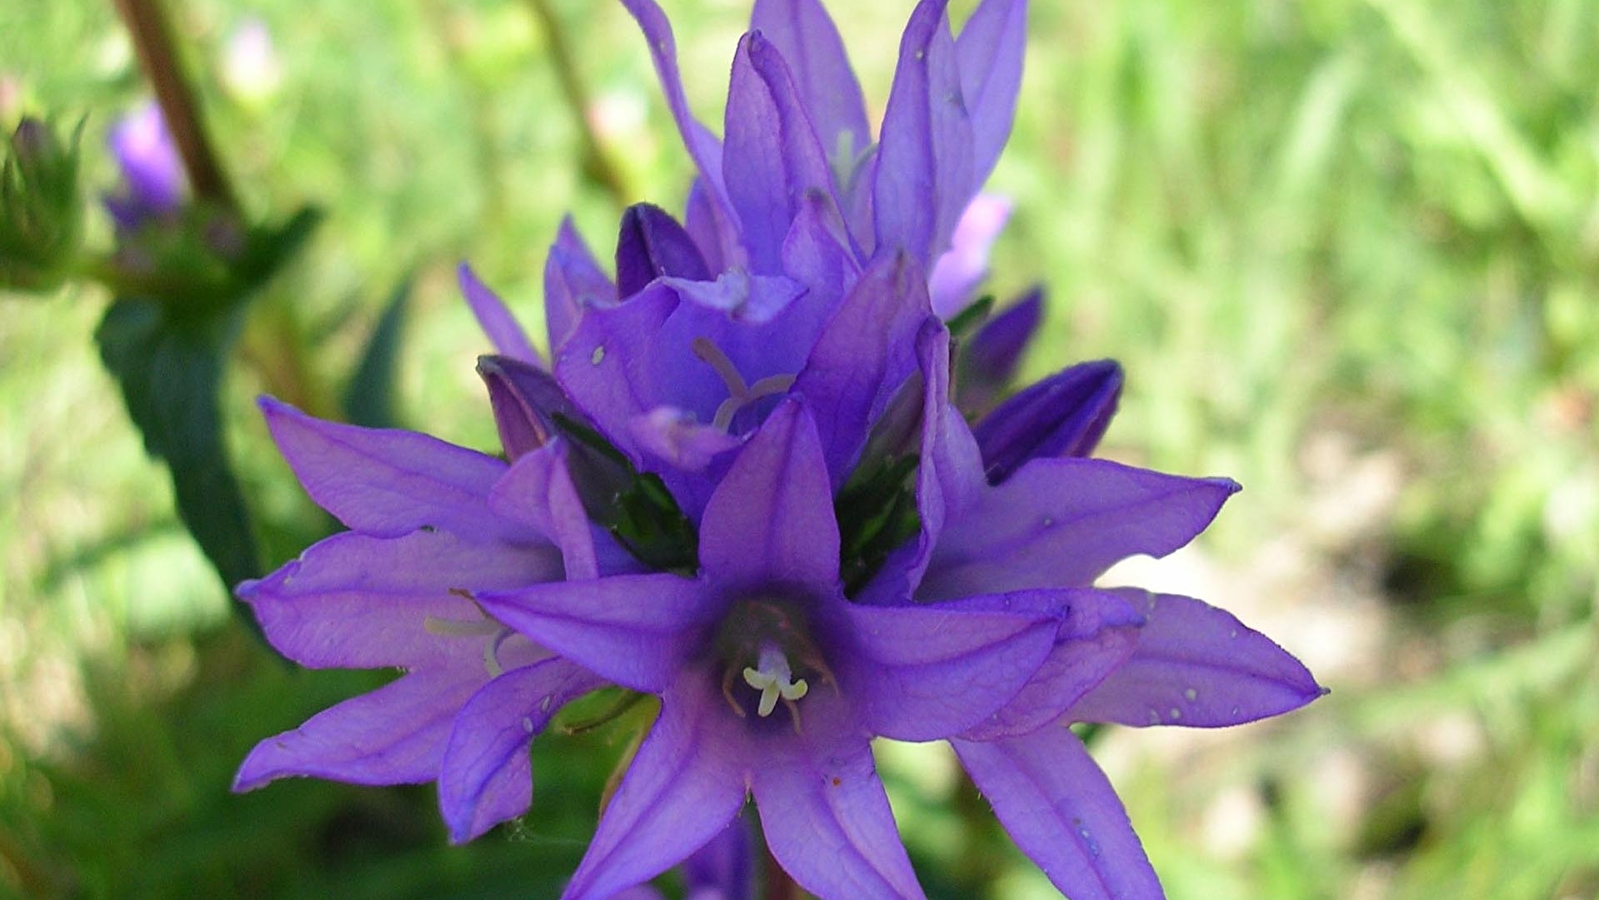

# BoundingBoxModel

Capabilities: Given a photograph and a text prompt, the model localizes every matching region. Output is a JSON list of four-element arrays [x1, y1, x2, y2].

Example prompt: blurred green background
[[2, 0, 1598, 898]]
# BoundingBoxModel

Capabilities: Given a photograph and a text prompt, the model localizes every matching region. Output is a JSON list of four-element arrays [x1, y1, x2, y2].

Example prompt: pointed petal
[[751, 0, 871, 167], [836, 599, 1055, 741], [661, 271, 806, 325], [724, 31, 839, 274], [459, 263, 541, 365], [954, 588, 1143, 741], [616, 202, 711, 298], [873, 0, 974, 270], [258, 397, 531, 542], [238, 529, 560, 669], [956, 0, 1028, 188], [700, 398, 839, 591], [487, 440, 601, 580], [956, 287, 1043, 413], [544, 217, 616, 351], [793, 253, 933, 486], [921, 459, 1240, 600], [684, 177, 736, 273], [476, 353, 579, 459], [439, 658, 603, 843], [1067, 592, 1325, 728], [620, 0, 741, 266], [927, 193, 1010, 318], [559, 675, 749, 900], [476, 574, 718, 693], [752, 697, 926, 900], [781, 188, 862, 311], [234, 667, 482, 791], [952, 727, 1164, 900], [973, 358, 1123, 484], [854, 320, 972, 606]]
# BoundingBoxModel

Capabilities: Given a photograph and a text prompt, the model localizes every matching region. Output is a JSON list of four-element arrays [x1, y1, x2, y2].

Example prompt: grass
[[2, 0, 1598, 898]]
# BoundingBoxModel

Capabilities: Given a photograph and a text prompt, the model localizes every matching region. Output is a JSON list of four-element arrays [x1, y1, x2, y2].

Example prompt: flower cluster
[[234, 1, 1323, 898]]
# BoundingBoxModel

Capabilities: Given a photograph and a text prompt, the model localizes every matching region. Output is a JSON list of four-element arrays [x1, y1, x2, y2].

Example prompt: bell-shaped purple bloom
[[231, 398, 622, 844], [476, 397, 1069, 900], [621, 0, 1027, 283], [104, 102, 185, 231]]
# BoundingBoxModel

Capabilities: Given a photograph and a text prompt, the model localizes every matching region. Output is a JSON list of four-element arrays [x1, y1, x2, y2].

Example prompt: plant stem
[[112, 0, 239, 213], [524, 0, 631, 206]]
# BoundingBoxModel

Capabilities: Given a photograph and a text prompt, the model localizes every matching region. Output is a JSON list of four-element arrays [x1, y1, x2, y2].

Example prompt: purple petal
[[927, 193, 1011, 318], [661, 271, 806, 326], [234, 667, 483, 791], [956, 287, 1043, 413], [683, 815, 755, 900], [750, 0, 871, 171], [559, 675, 749, 900], [238, 529, 560, 669], [723, 31, 839, 274], [476, 574, 720, 693], [544, 217, 616, 351], [854, 320, 972, 606], [952, 727, 1164, 900], [1067, 592, 1325, 728], [781, 189, 862, 311], [920, 458, 1240, 601], [629, 407, 743, 472], [955, 0, 1028, 189], [615, 202, 711, 298], [700, 399, 840, 591], [793, 253, 934, 486], [459, 263, 541, 366], [953, 588, 1144, 741], [487, 441, 601, 580], [684, 177, 737, 273], [973, 358, 1123, 484], [752, 699, 926, 900], [837, 599, 1056, 741], [258, 397, 533, 543], [477, 353, 576, 459], [873, 0, 974, 270], [619, 0, 742, 267], [439, 658, 603, 843], [553, 283, 691, 460]]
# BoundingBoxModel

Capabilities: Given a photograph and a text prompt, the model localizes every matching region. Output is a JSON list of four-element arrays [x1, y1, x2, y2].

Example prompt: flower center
[[742, 644, 809, 718], [691, 337, 795, 432], [714, 598, 833, 732]]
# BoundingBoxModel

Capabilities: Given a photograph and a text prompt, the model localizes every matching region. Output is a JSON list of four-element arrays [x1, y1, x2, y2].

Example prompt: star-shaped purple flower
[[476, 397, 1070, 900]]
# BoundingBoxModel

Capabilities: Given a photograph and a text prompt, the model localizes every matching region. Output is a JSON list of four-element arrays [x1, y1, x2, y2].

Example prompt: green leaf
[[95, 300, 259, 591], [342, 277, 412, 428]]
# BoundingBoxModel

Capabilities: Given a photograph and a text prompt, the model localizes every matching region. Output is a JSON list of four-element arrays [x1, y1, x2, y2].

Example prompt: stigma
[[741, 644, 809, 718]]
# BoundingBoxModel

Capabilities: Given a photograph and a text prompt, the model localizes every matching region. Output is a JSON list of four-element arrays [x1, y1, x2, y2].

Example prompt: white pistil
[[741, 645, 809, 718]]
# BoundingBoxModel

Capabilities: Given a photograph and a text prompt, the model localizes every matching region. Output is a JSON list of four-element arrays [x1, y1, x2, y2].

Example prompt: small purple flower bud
[[105, 102, 184, 230], [615, 202, 710, 298], [956, 287, 1042, 413], [11, 117, 56, 161], [972, 358, 1123, 484]]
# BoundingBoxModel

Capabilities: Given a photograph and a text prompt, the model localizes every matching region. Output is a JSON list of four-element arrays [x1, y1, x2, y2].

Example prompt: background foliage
[[2, 0, 1597, 898]]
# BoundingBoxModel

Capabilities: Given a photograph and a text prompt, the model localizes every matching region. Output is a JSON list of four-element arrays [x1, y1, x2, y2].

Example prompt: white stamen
[[741, 645, 809, 718], [693, 337, 798, 432]]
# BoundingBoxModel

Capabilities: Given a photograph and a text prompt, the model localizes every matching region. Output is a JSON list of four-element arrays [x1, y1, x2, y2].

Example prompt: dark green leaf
[[95, 299, 259, 591], [342, 277, 412, 428]]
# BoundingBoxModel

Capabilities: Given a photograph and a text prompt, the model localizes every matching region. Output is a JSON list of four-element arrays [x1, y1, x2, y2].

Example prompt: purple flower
[[231, 398, 620, 844], [475, 397, 1066, 900], [104, 102, 184, 231], [621, 0, 1026, 282], [855, 328, 1326, 898]]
